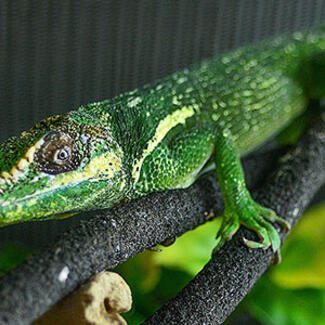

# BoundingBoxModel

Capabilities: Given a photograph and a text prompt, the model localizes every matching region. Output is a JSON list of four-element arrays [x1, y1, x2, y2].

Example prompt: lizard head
[[0, 112, 127, 226]]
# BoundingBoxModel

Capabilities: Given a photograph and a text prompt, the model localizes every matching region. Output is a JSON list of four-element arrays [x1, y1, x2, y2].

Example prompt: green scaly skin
[[0, 24, 324, 253]]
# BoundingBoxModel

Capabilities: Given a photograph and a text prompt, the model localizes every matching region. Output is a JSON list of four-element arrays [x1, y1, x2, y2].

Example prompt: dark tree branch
[[0, 115, 324, 324]]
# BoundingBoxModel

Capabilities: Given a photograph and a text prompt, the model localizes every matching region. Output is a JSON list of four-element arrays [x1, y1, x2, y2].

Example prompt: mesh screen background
[[0, 0, 325, 248]]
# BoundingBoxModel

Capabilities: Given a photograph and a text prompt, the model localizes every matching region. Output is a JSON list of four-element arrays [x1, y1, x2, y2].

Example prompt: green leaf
[[0, 244, 31, 276], [116, 251, 162, 319], [154, 218, 221, 276], [244, 276, 325, 325], [116, 252, 193, 324], [271, 203, 325, 289]]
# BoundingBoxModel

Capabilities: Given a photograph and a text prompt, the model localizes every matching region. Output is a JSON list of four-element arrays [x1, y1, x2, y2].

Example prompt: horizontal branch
[[0, 114, 324, 324], [145, 115, 325, 324]]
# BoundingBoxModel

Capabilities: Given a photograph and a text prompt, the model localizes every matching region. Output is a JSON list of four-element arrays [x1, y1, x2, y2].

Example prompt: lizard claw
[[214, 198, 287, 254]]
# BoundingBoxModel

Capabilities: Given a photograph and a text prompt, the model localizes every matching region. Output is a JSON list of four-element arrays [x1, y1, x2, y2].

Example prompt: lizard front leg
[[214, 128, 290, 253]]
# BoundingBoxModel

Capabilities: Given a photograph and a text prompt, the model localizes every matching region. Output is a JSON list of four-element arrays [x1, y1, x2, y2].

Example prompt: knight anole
[[0, 24, 324, 253]]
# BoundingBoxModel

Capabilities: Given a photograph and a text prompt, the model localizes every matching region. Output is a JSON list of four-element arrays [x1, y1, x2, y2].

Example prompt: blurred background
[[0, 1, 325, 324]]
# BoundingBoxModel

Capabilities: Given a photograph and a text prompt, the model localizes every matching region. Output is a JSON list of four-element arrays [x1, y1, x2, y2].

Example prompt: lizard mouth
[[0, 171, 71, 225], [0, 186, 53, 225], [0, 186, 76, 226], [0, 170, 117, 226]]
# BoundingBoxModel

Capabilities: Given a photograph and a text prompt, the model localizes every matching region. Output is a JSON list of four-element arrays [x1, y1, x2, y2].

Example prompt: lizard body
[[0, 24, 324, 251]]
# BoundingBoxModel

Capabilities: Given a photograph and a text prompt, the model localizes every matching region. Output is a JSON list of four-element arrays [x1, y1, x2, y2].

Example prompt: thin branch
[[0, 114, 324, 324], [144, 115, 325, 324]]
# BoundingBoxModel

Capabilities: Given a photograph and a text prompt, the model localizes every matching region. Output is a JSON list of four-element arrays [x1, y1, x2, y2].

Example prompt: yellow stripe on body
[[132, 105, 198, 183]]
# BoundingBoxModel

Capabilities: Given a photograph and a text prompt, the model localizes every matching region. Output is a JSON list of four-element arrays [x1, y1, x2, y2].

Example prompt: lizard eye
[[53, 147, 71, 164], [35, 131, 81, 174]]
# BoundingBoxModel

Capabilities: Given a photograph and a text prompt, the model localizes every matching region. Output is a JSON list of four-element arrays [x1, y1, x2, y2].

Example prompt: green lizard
[[0, 24, 324, 253]]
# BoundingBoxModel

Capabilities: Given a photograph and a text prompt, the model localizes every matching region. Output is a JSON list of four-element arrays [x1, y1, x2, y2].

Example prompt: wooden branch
[[34, 271, 132, 325]]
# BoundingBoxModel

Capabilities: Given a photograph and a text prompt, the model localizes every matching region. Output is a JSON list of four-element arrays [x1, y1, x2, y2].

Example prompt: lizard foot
[[214, 197, 290, 254]]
